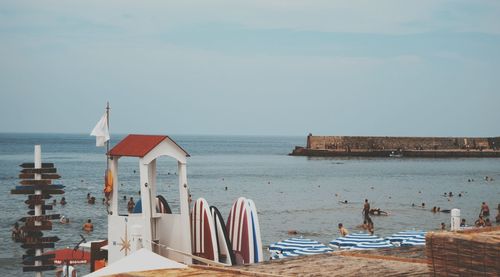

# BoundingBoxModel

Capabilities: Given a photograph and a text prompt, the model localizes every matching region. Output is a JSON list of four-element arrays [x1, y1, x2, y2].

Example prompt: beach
[[1, 133, 499, 276]]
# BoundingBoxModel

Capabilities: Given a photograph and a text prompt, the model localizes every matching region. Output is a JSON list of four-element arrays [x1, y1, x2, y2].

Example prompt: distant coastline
[[290, 134, 500, 158]]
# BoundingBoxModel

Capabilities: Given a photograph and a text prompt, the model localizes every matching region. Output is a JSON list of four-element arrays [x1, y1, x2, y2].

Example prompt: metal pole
[[34, 145, 42, 277], [106, 102, 110, 170]]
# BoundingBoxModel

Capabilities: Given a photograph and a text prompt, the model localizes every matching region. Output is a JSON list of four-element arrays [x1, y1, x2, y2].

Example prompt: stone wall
[[307, 135, 495, 151]]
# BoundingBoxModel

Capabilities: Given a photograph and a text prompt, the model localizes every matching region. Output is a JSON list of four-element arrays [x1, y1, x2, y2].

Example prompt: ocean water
[[1, 133, 499, 275]]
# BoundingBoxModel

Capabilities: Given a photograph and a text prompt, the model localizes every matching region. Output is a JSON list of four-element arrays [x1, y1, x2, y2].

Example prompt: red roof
[[108, 134, 188, 158]]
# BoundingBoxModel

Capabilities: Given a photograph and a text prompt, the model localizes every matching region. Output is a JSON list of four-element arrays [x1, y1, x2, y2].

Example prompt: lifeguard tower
[[106, 134, 192, 264]]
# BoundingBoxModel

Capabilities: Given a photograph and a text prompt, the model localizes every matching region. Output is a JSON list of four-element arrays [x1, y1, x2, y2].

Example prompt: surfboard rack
[[11, 145, 63, 274]]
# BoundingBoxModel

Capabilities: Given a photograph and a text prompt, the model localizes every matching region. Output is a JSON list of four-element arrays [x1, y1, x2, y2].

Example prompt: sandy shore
[[112, 247, 429, 276]]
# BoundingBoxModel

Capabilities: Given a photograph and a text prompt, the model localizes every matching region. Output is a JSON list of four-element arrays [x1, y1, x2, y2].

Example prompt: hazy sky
[[1, 1, 499, 136]]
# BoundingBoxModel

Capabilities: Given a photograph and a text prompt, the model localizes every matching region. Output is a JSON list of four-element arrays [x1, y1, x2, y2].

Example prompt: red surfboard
[[191, 198, 218, 263], [226, 197, 254, 264]]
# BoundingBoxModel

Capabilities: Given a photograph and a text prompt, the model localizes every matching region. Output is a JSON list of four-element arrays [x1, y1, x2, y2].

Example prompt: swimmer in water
[[83, 219, 93, 232], [338, 223, 349, 237]]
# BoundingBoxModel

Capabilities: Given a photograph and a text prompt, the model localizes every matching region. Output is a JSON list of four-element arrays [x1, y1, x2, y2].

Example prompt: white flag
[[90, 113, 110, 147]]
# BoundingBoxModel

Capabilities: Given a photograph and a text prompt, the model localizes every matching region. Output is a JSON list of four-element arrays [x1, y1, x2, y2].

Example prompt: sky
[[1, 0, 499, 137]]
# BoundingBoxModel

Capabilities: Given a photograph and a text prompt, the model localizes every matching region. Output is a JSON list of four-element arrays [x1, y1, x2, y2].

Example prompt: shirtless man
[[128, 197, 135, 213], [338, 223, 349, 237], [83, 219, 94, 232], [481, 202, 490, 217], [363, 199, 370, 220]]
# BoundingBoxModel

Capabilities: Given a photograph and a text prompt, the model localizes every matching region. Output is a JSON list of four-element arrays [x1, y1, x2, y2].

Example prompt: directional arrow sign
[[28, 204, 52, 210], [22, 231, 43, 238], [21, 168, 57, 174], [25, 199, 45, 205], [22, 225, 52, 232], [19, 180, 52, 185], [23, 265, 57, 272], [20, 163, 54, 168], [16, 184, 65, 190], [22, 258, 55, 266], [12, 188, 64, 195], [20, 214, 60, 222], [22, 254, 55, 262], [28, 194, 52, 200], [19, 173, 61, 180], [23, 236, 60, 244], [27, 210, 45, 216], [21, 242, 55, 249]]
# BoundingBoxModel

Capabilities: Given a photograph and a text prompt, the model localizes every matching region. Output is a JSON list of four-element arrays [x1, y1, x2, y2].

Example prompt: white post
[[139, 161, 152, 251], [34, 145, 42, 277], [110, 158, 119, 215], [148, 160, 157, 217], [451, 208, 460, 231], [178, 161, 192, 265]]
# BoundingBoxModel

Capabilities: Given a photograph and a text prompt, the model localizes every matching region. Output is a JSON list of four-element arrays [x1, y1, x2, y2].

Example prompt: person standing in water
[[363, 199, 370, 220], [481, 202, 490, 217], [127, 197, 135, 213]]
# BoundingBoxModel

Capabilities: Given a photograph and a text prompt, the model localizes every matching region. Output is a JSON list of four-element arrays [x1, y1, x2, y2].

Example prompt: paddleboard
[[132, 195, 172, 214], [191, 198, 219, 263], [226, 197, 254, 264], [210, 206, 235, 265], [156, 195, 172, 214], [247, 199, 263, 263]]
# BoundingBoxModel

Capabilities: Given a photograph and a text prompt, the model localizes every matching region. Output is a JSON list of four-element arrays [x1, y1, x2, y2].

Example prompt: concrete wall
[[307, 135, 495, 151]]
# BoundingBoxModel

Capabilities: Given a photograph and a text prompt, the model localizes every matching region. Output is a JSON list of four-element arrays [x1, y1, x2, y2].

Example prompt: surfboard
[[191, 198, 219, 263], [156, 195, 172, 214], [133, 195, 172, 214], [226, 197, 254, 264], [210, 206, 235, 265], [247, 199, 263, 263]]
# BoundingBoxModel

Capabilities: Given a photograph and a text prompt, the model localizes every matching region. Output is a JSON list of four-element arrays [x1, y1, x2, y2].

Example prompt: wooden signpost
[[11, 145, 64, 276]]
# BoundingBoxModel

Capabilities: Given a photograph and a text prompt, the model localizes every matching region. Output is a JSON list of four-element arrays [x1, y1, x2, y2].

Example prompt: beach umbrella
[[270, 251, 300, 260], [329, 233, 386, 249], [386, 231, 426, 243], [349, 241, 394, 250], [291, 247, 333, 255], [269, 237, 331, 253], [44, 248, 90, 265], [401, 235, 426, 247]]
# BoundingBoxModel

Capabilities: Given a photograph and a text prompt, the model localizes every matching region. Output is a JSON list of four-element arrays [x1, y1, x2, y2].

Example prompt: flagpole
[[106, 102, 110, 170]]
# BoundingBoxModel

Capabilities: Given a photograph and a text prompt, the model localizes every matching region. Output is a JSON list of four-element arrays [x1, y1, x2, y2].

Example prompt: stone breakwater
[[290, 134, 500, 158]]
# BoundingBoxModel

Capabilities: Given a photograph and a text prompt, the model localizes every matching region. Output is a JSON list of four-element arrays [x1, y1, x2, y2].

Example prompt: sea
[[1, 133, 499, 276]]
